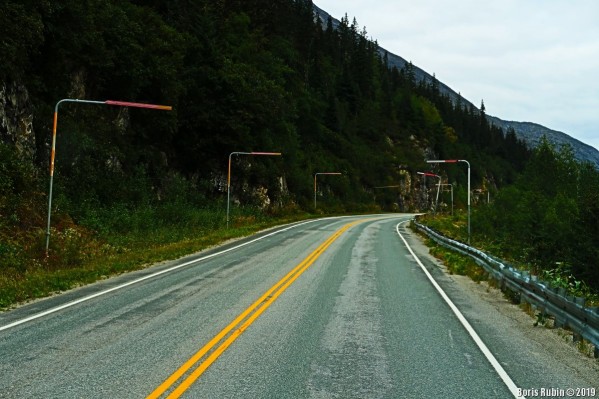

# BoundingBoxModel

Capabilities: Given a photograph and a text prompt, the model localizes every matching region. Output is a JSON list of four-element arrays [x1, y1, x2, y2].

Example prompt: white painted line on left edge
[[395, 221, 523, 399], [0, 214, 405, 332], [0, 219, 322, 332]]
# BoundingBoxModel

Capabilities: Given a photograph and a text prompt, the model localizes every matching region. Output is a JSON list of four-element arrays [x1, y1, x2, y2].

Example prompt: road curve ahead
[[0, 215, 592, 398]]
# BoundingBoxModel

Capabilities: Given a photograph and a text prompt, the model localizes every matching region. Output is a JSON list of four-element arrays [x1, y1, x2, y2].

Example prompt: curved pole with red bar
[[418, 171, 442, 214], [45, 99, 172, 255], [426, 159, 470, 243]]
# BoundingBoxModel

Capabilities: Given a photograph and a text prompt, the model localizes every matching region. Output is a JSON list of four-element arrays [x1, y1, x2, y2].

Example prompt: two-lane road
[[1, 215, 596, 398]]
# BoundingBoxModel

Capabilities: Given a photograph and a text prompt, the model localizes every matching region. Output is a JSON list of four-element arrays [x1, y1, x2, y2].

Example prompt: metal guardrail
[[412, 219, 599, 358]]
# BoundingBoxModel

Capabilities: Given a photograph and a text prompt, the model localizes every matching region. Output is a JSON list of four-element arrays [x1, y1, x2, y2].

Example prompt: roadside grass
[[422, 236, 487, 282], [416, 211, 599, 359], [412, 211, 487, 282], [0, 204, 311, 310], [416, 212, 599, 305]]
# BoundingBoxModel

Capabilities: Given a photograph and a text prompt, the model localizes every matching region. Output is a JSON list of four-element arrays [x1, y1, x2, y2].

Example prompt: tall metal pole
[[313, 172, 342, 209], [45, 99, 172, 256], [466, 160, 471, 243], [227, 152, 237, 229], [440, 184, 454, 216], [314, 174, 317, 209], [427, 159, 470, 244], [435, 178, 441, 213], [417, 172, 441, 214], [227, 151, 281, 228]]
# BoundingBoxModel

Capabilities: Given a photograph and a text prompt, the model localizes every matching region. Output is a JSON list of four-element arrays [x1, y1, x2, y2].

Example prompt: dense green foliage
[[7, 0, 597, 304], [422, 139, 599, 294], [474, 139, 599, 291], [2, 0, 529, 208]]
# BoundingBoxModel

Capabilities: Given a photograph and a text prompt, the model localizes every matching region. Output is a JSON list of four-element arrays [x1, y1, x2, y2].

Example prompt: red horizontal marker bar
[[105, 100, 172, 111], [427, 159, 459, 163]]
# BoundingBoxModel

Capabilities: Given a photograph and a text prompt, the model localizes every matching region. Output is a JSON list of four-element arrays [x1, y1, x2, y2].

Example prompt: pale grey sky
[[314, 0, 599, 151]]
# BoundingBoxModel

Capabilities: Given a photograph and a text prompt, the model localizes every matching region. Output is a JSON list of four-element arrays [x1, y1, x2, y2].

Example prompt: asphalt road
[[0, 215, 596, 398]]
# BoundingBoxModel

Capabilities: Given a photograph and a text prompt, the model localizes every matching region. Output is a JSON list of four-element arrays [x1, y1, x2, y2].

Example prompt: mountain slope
[[487, 117, 599, 168], [313, 3, 599, 169]]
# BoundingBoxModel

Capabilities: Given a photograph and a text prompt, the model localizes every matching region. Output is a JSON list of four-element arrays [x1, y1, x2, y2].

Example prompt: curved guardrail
[[412, 219, 599, 358]]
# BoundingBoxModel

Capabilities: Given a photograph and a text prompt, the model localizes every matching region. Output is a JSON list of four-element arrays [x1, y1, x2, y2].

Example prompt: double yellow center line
[[147, 220, 362, 398]]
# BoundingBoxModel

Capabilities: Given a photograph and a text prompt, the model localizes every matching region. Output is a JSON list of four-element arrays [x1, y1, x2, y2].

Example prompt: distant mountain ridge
[[313, 4, 599, 168], [485, 117, 599, 167]]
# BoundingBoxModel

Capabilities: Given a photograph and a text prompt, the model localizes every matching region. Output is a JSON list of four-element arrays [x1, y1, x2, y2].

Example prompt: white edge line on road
[[2, 214, 400, 332], [395, 220, 523, 399], [1, 218, 336, 332]]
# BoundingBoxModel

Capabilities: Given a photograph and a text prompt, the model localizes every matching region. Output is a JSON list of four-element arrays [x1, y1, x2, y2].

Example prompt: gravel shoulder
[[404, 223, 599, 392]]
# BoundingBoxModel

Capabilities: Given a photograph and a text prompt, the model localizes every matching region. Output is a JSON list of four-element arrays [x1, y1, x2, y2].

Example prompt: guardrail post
[[554, 318, 564, 329]]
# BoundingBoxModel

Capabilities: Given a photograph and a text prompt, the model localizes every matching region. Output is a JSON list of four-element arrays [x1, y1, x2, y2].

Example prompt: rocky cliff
[[0, 81, 36, 161]]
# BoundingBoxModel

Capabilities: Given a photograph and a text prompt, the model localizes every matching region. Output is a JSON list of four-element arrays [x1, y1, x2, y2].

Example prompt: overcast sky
[[314, 0, 599, 151]]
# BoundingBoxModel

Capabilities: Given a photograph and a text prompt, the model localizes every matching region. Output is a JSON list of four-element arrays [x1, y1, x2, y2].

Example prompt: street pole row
[[45, 99, 173, 256], [45, 100, 475, 251], [426, 159, 470, 245]]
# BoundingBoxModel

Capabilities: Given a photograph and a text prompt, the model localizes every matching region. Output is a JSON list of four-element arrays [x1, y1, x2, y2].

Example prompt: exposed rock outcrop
[[0, 81, 35, 161]]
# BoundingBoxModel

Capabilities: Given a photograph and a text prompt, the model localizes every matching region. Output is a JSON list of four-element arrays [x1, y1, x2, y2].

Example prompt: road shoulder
[[401, 222, 599, 391]]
